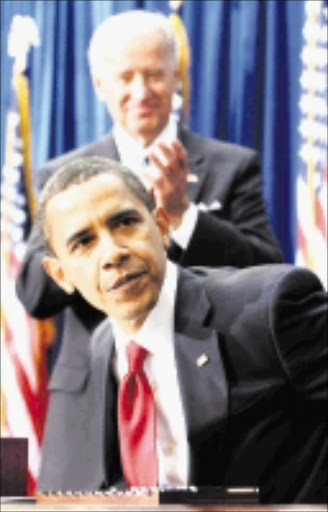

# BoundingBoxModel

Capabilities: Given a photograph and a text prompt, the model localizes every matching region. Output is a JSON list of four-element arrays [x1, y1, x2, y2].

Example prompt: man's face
[[43, 174, 169, 333], [95, 31, 178, 146]]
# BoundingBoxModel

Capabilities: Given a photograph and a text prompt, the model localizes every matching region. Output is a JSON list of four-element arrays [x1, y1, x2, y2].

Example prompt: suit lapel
[[89, 319, 121, 485], [174, 269, 228, 449], [106, 133, 120, 161], [179, 125, 208, 203], [99, 133, 121, 160]]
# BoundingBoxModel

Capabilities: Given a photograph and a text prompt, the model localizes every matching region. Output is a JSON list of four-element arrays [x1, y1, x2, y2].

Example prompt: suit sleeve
[[174, 150, 282, 267], [271, 268, 328, 400], [15, 220, 73, 318]]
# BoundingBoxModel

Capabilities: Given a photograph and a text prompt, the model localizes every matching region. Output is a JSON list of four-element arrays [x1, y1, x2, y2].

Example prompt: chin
[[134, 120, 163, 137], [122, 296, 158, 327]]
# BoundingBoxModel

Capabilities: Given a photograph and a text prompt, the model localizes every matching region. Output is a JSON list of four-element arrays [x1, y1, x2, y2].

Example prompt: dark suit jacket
[[16, 128, 282, 355], [38, 264, 327, 503]]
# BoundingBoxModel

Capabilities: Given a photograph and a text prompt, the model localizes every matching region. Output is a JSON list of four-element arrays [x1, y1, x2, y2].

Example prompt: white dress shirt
[[110, 261, 190, 486], [113, 117, 198, 250]]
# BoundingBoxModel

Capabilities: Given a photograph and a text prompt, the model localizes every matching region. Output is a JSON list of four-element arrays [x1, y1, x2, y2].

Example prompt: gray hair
[[88, 10, 179, 80], [36, 156, 155, 253]]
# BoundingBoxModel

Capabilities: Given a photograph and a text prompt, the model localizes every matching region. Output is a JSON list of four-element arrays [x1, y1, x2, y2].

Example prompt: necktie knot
[[127, 341, 148, 373]]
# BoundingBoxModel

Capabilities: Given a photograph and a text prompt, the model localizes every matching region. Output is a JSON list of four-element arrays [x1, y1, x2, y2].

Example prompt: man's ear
[[42, 256, 75, 295], [153, 207, 170, 249], [172, 65, 181, 92], [92, 75, 106, 102], [174, 66, 180, 85]]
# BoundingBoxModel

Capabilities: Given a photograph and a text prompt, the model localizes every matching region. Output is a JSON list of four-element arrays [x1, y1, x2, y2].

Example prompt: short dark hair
[[36, 156, 155, 252]]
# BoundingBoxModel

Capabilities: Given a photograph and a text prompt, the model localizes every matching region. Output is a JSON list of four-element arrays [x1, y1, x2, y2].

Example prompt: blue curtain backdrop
[[1, 0, 306, 263]]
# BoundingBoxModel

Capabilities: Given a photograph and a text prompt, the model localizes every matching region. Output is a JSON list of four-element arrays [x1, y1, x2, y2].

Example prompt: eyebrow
[[65, 208, 141, 249], [107, 208, 141, 227], [66, 228, 93, 250]]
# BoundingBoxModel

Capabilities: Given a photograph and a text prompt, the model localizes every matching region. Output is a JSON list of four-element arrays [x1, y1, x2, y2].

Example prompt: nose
[[130, 74, 150, 101], [100, 232, 129, 269]]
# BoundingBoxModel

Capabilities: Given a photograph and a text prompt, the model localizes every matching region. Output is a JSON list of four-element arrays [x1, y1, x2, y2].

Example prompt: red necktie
[[118, 341, 158, 486]]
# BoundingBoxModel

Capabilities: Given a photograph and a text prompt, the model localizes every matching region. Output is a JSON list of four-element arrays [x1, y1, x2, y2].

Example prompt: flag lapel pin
[[196, 353, 209, 367]]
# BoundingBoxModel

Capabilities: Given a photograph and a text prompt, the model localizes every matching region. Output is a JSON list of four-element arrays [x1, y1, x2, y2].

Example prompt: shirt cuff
[[170, 203, 198, 250]]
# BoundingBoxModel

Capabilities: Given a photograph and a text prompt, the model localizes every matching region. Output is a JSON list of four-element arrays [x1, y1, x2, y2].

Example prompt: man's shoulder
[[191, 264, 323, 303], [90, 317, 114, 355], [37, 133, 117, 188], [186, 264, 325, 332], [179, 125, 258, 163], [186, 265, 326, 377]]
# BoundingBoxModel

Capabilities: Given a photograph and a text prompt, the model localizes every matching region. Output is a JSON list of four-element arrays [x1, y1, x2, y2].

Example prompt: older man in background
[[16, 11, 282, 369]]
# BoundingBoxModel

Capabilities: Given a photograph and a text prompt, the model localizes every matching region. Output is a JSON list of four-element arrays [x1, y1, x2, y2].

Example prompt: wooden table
[[1, 498, 327, 512]]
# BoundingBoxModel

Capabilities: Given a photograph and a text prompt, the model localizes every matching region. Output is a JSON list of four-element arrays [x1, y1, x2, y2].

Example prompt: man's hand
[[142, 139, 190, 229]]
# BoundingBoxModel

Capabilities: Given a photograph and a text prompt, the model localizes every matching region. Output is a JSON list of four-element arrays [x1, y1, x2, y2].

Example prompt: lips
[[106, 269, 147, 292], [131, 102, 156, 116]]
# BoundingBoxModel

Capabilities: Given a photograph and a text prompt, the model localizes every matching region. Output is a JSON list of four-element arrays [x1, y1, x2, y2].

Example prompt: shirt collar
[[113, 115, 178, 173], [111, 260, 178, 356]]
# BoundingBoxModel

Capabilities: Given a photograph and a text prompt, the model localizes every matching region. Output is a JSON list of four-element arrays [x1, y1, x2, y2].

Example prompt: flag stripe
[[3, 319, 47, 443], [296, 0, 328, 289], [1, 17, 55, 495]]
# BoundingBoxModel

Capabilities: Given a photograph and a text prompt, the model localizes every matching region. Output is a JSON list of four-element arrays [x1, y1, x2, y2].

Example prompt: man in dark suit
[[37, 9, 282, 269], [37, 156, 327, 503], [16, 10, 281, 360]]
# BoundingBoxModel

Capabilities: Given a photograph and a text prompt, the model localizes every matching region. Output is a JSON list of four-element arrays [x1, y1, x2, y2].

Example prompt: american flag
[[296, 0, 327, 289], [0, 17, 55, 495]]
